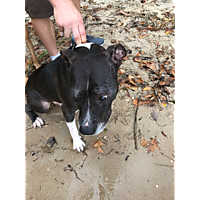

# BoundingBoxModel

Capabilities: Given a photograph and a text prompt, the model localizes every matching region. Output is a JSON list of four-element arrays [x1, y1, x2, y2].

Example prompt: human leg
[[31, 18, 59, 57]]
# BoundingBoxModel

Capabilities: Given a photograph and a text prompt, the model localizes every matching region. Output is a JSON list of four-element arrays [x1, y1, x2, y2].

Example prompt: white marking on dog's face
[[82, 76, 92, 128], [66, 119, 85, 152], [82, 99, 91, 127], [93, 122, 107, 135], [75, 42, 93, 49]]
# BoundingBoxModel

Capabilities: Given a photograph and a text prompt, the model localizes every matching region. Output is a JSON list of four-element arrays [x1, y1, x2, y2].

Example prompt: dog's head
[[61, 43, 127, 135]]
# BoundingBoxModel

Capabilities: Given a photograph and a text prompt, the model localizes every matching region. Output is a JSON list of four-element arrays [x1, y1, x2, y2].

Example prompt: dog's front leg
[[62, 106, 85, 152], [66, 119, 85, 152]]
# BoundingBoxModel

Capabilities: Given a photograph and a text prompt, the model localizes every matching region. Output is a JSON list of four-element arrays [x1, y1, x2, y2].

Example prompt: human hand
[[50, 0, 86, 44]]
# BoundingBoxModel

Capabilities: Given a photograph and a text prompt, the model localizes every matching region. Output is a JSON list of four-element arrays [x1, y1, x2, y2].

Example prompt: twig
[[118, 10, 131, 17], [33, 157, 39, 162], [156, 121, 167, 127], [160, 152, 175, 162], [64, 165, 84, 182], [81, 157, 87, 167], [153, 163, 174, 168], [148, 15, 157, 27], [26, 126, 34, 131], [133, 95, 141, 150], [105, 149, 115, 156]]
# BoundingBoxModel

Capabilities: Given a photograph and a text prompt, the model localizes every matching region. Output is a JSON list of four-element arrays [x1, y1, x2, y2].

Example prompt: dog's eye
[[100, 95, 108, 101]]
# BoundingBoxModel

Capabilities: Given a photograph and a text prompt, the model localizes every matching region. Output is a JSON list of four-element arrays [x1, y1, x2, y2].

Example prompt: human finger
[[64, 27, 71, 39], [79, 24, 86, 43], [72, 26, 82, 45]]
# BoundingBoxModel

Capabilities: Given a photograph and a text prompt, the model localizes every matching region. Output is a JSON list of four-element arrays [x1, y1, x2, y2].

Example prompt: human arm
[[49, 0, 86, 44]]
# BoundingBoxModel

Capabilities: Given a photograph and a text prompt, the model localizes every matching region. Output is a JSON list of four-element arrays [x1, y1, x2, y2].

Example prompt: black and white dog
[[25, 43, 127, 152]]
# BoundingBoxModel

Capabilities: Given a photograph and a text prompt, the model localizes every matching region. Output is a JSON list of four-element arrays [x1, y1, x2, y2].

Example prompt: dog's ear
[[105, 44, 127, 66], [60, 49, 77, 65]]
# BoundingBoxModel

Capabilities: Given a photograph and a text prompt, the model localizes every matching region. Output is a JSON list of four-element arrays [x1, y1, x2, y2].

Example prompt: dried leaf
[[143, 86, 152, 91], [161, 101, 167, 107], [141, 136, 160, 153], [91, 139, 105, 154], [118, 69, 125, 74], [132, 98, 138, 106], [165, 29, 173, 34], [151, 110, 158, 122], [133, 57, 142, 63], [146, 138, 160, 153], [136, 52, 141, 57], [146, 62, 157, 71], [111, 39, 117, 43], [128, 75, 137, 86], [130, 86, 138, 91], [123, 56, 130, 60], [140, 135, 147, 146], [139, 21, 146, 25], [118, 10, 129, 16], [134, 77, 144, 83]]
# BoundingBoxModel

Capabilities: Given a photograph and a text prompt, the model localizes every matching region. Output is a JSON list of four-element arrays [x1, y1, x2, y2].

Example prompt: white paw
[[73, 136, 85, 152], [33, 117, 44, 128]]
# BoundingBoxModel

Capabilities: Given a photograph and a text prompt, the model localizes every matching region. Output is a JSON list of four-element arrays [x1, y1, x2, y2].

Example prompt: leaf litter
[[140, 136, 160, 154]]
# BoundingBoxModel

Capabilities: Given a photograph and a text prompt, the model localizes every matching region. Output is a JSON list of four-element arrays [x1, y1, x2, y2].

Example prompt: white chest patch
[[75, 42, 93, 49]]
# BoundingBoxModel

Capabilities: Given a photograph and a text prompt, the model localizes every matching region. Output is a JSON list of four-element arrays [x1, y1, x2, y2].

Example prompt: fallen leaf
[[146, 137, 160, 153], [140, 136, 160, 153], [161, 101, 167, 107], [159, 81, 166, 86], [151, 110, 158, 121], [145, 94, 156, 100], [118, 69, 125, 74], [91, 139, 105, 154], [118, 10, 129, 16], [165, 30, 172, 34], [130, 86, 138, 91], [140, 135, 147, 146], [165, 77, 174, 85], [143, 86, 152, 91], [139, 21, 146, 25], [111, 39, 117, 43], [133, 57, 142, 63], [132, 99, 138, 106], [146, 62, 157, 71], [134, 77, 144, 83], [123, 56, 130, 60], [128, 75, 137, 86]]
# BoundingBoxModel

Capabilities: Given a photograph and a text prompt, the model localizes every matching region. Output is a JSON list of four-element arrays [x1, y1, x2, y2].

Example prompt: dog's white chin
[[93, 122, 107, 136]]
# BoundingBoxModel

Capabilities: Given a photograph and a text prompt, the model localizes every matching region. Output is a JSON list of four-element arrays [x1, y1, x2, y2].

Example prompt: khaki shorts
[[25, 0, 53, 18]]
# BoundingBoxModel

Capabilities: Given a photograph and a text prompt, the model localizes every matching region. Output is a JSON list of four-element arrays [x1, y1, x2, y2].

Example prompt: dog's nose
[[80, 123, 94, 135], [84, 121, 89, 127]]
